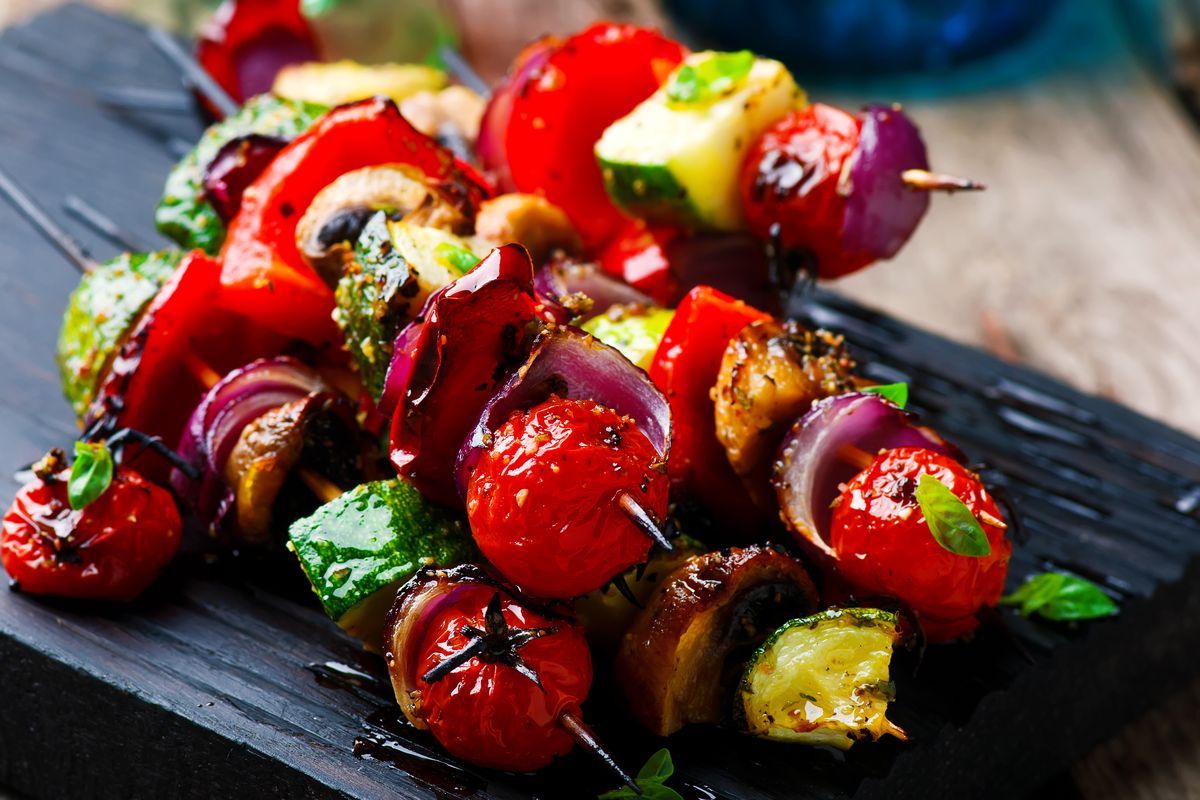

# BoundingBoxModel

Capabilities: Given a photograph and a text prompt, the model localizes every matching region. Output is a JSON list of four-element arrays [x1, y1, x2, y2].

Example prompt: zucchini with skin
[[56, 250, 181, 419], [595, 51, 803, 231], [738, 608, 906, 749], [287, 478, 477, 649]]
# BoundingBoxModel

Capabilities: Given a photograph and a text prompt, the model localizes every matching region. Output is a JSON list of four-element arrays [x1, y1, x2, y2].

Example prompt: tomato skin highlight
[[647, 286, 769, 532], [1, 468, 181, 601], [500, 23, 686, 249], [467, 397, 667, 599], [829, 446, 1012, 641], [739, 103, 871, 279], [415, 584, 592, 772]]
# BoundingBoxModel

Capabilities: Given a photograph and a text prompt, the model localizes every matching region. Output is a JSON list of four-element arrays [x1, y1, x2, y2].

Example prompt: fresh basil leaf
[[301, 0, 339, 17], [599, 749, 683, 800], [666, 50, 755, 106], [862, 382, 909, 409], [1001, 572, 1117, 621], [435, 242, 479, 275], [914, 473, 991, 557], [69, 441, 114, 510], [637, 748, 674, 783]]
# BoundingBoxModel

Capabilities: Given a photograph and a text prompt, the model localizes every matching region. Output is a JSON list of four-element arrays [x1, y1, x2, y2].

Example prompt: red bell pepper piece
[[219, 97, 492, 347], [196, 0, 320, 108], [647, 286, 770, 531], [598, 219, 683, 306], [85, 251, 290, 483]]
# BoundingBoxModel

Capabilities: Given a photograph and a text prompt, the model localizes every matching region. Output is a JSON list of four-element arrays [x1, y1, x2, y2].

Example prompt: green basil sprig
[[915, 473, 991, 557], [599, 748, 684, 800], [862, 382, 909, 409], [68, 441, 114, 510], [1001, 572, 1118, 621], [667, 51, 754, 106]]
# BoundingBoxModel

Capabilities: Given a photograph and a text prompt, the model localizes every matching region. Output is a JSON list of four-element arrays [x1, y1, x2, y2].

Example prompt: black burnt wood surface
[[2, 5, 1200, 799]]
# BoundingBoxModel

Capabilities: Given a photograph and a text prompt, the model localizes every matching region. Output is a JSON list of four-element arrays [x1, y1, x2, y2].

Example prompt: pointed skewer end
[[901, 168, 985, 193]]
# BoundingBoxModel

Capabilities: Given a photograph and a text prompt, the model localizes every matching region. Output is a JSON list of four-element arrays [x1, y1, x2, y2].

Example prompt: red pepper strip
[[647, 286, 770, 531], [85, 251, 291, 483], [196, 0, 320, 107], [389, 245, 539, 507], [597, 219, 683, 307], [219, 97, 493, 346]]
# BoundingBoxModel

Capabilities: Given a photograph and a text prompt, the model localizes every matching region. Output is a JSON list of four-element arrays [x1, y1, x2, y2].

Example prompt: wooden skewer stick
[[617, 491, 674, 552], [298, 469, 346, 505], [835, 443, 877, 472], [0, 164, 96, 274], [558, 711, 640, 795], [146, 26, 239, 119], [64, 195, 150, 252], [900, 169, 985, 193], [437, 45, 492, 99]]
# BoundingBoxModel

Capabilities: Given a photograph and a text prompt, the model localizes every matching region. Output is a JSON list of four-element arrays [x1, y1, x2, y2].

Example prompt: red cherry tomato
[[466, 396, 668, 598], [828, 446, 1012, 641], [1, 464, 182, 601], [415, 583, 592, 772], [647, 286, 769, 533], [496, 23, 685, 248], [739, 103, 871, 279]]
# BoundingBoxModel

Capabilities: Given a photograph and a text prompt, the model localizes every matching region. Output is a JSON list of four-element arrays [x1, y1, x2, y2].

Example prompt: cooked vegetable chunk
[[580, 304, 674, 369], [738, 608, 906, 749], [56, 250, 181, 419], [272, 61, 447, 107], [156, 94, 326, 253], [288, 478, 476, 648], [595, 51, 803, 231]]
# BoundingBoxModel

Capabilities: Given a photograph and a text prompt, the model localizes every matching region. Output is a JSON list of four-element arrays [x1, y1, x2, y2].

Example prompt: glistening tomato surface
[[415, 584, 592, 772], [828, 446, 1011, 641], [466, 396, 668, 598], [739, 103, 868, 279], [1, 467, 182, 601]]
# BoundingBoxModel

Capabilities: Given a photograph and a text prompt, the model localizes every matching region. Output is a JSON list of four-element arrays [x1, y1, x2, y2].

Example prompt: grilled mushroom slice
[[295, 165, 470, 286], [223, 391, 380, 545], [713, 319, 854, 507], [615, 545, 818, 736], [474, 193, 582, 267]]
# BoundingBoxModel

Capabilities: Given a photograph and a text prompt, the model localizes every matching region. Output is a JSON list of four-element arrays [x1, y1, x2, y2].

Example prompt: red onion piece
[[170, 357, 327, 522], [774, 392, 952, 559], [477, 39, 556, 193], [386, 245, 539, 507], [203, 134, 287, 223], [535, 260, 655, 321], [455, 325, 671, 497], [841, 105, 931, 263]]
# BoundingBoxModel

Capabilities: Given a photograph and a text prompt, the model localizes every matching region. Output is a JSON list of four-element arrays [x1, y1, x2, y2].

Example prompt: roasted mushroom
[[615, 544, 818, 736], [294, 165, 470, 286], [223, 391, 381, 545], [474, 193, 583, 266], [399, 85, 487, 148], [713, 319, 854, 507]]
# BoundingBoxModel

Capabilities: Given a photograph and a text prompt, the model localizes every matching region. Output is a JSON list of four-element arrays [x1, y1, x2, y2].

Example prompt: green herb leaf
[[435, 242, 479, 275], [1001, 572, 1118, 621], [862, 382, 909, 409], [69, 441, 114, 510], [599, 748, 683, 800], [300, 0, 339, 17], [914, 473, 991, 557], [666, 51, 755, 106]]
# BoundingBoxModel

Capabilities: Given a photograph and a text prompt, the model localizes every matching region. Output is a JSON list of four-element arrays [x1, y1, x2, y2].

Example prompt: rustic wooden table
[[3, 0, 1200, 797]]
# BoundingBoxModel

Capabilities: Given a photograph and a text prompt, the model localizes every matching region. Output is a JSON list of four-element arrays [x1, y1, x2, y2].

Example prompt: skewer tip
[[901, 168, 985, 193], [558, 711, 640, 795], [617, 492, 674, 552]]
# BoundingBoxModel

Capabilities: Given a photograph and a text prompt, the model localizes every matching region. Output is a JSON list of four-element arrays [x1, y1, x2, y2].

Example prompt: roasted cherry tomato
[[220, 97, 491, 344], [486, 23, 685, 248], [466, 396, 668, 598], [648, 285, 769, 533], [1, 457, 182, 601], [415, 583, 592, 771], [739, 103, 865, 278], [829, 446, 1011, 642], [196, 0, 319, 108]]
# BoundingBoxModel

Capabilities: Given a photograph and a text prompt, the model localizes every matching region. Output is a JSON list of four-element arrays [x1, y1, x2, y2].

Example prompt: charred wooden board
[[2, 5, 1200, 799]]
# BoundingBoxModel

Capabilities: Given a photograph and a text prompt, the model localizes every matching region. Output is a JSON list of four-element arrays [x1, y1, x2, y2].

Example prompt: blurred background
[[3, 0, 1200, 797]]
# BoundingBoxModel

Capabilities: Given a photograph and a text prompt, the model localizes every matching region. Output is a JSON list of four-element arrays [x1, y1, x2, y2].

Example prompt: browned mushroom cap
[[714, 319, 855, 508], [473, 193, 583, 267], [615, 545, 818, 736], [295, 165, 470, 287], [222, 391, 381, 545]]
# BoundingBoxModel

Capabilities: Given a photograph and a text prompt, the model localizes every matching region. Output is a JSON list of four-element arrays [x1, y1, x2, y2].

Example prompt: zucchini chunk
[[272, 61, 446, 107], [56, 250, 181, 419], [738, 608, 906, 750], [595, 51, 803, 231], [287, 479, 477, 649], [580, 304, 675, 370]]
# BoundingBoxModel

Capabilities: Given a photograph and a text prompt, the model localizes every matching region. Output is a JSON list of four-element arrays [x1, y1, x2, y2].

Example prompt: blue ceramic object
[[660, 0, 1064, 77]]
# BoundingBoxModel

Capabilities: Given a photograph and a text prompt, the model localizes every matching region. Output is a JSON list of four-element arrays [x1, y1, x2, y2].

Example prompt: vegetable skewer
[[146, 25, 239, 118]]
